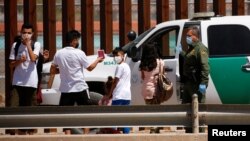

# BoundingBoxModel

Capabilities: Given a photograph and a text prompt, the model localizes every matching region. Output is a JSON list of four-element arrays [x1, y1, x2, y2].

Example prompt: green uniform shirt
[[182, 41, 210, 86]]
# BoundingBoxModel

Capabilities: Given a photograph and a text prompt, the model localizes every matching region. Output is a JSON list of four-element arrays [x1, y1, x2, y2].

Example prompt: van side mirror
[[127, 30, 137, 41]]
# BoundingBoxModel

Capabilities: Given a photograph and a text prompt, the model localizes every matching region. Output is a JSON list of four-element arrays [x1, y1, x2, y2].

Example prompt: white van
[[41, 12, 250, 105]]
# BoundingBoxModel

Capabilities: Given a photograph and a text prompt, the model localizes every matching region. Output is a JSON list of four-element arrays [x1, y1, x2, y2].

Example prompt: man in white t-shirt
[[50, 30, 103, 106], [9, 23, 41, 106], [50, 30, 103, 134], [108, 47, 131, 134]]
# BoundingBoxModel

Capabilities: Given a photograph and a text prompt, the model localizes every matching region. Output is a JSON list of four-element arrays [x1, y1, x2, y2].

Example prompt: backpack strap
[[14, 41, 21, 60], [31, 41, 35, 51]]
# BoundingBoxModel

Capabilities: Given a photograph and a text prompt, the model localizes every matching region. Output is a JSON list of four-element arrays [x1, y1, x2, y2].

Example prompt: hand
[[22, 35, 32, 46], [176, 44, 182, 53], [18, 54, 27, 63], [97, 57, 104, 63], [199, 84, 206, 94], [103, 95, 110, 100]]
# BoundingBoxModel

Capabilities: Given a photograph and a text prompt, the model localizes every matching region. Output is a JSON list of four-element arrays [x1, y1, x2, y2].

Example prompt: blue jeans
[[112, 100, 130, 106], [112, 99, 131, 134]]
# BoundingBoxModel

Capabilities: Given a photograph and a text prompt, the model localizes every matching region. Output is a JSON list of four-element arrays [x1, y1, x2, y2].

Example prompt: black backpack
[[14, 36, 44, 83]]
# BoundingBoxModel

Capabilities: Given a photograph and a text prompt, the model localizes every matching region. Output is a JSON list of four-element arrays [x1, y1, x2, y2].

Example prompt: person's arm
[[9, 58, 26, 69], [86, 57, 104, 71], [9, 61, 17, 84], [199, 47, 209, 86], [48, 63, 59, 88], [198, 47, 209, 95], [47, 74, 55, 89]]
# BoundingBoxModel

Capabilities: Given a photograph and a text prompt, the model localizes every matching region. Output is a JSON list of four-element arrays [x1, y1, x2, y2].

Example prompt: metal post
[[192, 94, 199, 133]]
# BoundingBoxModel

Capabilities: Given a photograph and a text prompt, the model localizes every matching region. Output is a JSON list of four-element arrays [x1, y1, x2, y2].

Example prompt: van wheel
[[89, 91, 103, 105]]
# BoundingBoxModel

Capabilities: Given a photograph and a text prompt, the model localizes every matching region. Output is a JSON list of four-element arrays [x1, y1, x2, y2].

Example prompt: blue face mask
[[186, 36, 193, 45]]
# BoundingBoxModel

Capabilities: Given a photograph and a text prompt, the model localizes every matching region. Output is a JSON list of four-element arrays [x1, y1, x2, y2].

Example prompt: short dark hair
[[21, 23, 33, 31], [189, 26, 200, 38], [112, 47, 124, 56], [66, 30, 81, 44]]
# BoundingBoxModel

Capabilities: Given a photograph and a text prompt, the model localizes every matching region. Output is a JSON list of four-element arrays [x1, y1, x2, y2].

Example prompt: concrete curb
[[0, 133, 207, 141]]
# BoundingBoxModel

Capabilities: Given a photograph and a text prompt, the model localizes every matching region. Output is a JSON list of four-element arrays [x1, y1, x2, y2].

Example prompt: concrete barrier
[[0, 133, 207, 141]]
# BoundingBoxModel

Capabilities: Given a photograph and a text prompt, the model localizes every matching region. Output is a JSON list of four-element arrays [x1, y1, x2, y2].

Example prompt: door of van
[[201, 22, 250, 104], [129, 25, 181, 105]]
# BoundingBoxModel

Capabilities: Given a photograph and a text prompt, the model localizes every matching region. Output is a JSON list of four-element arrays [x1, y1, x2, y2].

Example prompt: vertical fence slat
[[119, 0, 132, 47], [156, 0, 170, 56], [138, 0, 150, 35], [81, 0, 94, 55], [43, 0, 56, 60], [232, 0, 245, 15], [194, 0, 207, 12], [4, 0, 18, 107], [62, 0, 75, 47], [213, 0, 226, 16], [175, 0, 188, 19], [100, 0, 113, 53], [156, 0, 169, 24], [23, 0, 37, 40]]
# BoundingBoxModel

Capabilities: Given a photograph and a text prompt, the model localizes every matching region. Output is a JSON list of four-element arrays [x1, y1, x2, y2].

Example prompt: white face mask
[[21, 33, 32, 40], [114, 56, 123, 64]]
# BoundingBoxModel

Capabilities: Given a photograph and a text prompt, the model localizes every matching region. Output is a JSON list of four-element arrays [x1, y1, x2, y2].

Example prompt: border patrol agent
[[178, 26, 210, 104]]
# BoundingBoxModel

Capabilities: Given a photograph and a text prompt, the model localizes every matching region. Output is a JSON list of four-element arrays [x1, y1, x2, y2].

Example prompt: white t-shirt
[[112, 62, 131, 100], [9, 42, 41, 88], [52, 47, 90, 93]]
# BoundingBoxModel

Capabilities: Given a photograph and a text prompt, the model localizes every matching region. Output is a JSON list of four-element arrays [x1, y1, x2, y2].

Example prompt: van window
[[208, 25, 250, 57], [142, 26, 179, 58]]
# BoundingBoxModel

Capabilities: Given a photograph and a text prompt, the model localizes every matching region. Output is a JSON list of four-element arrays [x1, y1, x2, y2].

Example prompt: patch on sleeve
[[201, 50, 207, 56]]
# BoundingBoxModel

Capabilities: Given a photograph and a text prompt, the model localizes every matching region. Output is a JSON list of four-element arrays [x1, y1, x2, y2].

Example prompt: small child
[[98, 76, 121, 134], [98, 76, 113, 106]]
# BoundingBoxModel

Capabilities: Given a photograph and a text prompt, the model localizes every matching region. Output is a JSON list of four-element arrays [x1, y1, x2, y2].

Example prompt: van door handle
[[241, 63, 250, 71], [165, 67, 173, 72]]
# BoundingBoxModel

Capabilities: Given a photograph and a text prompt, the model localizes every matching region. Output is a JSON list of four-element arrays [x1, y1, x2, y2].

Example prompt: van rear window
[[208, 25, 250, 57]]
